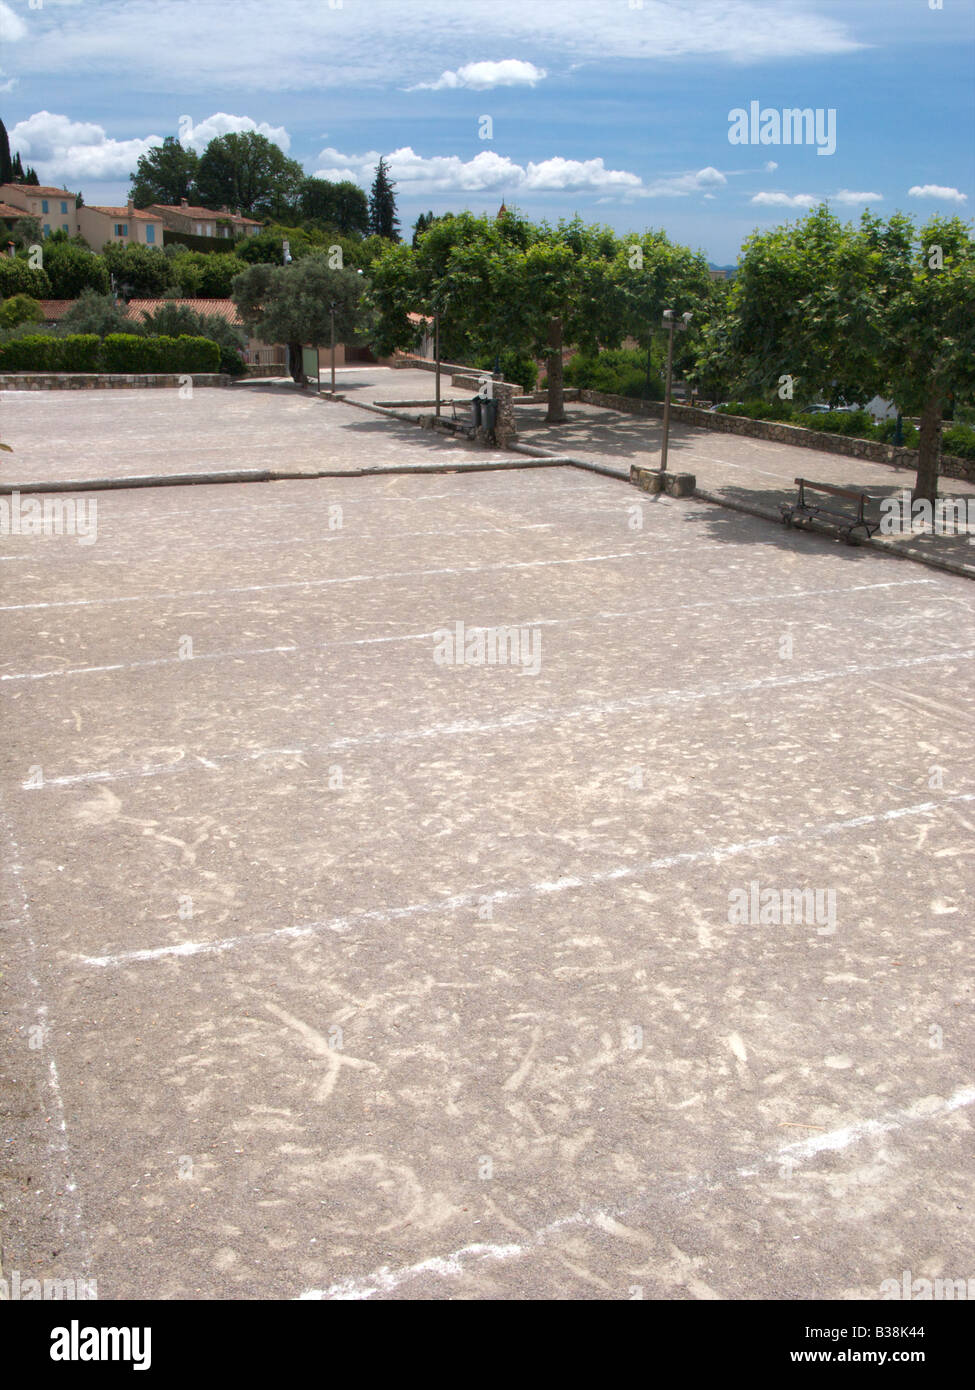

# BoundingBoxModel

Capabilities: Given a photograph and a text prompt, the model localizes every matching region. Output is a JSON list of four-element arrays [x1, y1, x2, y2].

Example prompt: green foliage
[[474, 350, 538, 394], [564, 348, 664, 400], [101, 334, 220, 373], [196, 132, 304, 219], [0, 295, 44, 329], [0, 256, 52, 298], [41, 241, 111, 297], [941, 423, 975, 459], [232, 255, 366, 349], [101, 242, 175, 297], [57, 290, 140, 338], [140, 302, 245, 375], [368, 158, 400, 242], [0, 333, 100, 371], [299, 179, 369, 236], [129, 136, 199, 208]]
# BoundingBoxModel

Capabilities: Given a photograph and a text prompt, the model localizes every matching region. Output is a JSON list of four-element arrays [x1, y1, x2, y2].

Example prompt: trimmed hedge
[[101, 334, 220, 373], [0, 333, 220, 374], [0, 334, 100, 372]]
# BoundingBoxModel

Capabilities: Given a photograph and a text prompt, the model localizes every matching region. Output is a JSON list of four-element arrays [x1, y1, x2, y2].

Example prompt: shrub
[[0, 333, 58, 370], [475, 350, 538, 394], [101, 333, 220, 373], [942, 424, 975, 460], [0, 257, 52, 299], [0, 295, 44, 329], [565, 348, 664, 400], [58, 290, 141, 338], [0, 333, 99, 371], [140, 303, 246, 375], [41, 242, 111, 298]]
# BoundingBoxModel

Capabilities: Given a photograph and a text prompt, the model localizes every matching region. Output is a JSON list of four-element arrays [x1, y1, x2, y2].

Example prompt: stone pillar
[[492, 382, 518, 448]]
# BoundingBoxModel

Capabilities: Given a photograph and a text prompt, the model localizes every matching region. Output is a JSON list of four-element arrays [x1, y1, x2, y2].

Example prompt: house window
[[195, 223, 205, 235], [42, 199, 49, 214], [61, 201, 68, 214], [114, 223, 128, 237], [43, 224, 50, 236], [146, 224, 155, 243], [62, 224, 69, 233]]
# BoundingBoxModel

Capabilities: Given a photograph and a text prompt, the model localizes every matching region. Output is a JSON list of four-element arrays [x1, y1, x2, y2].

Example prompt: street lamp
[[660, 310, 692, 473], [329, 301, 337, 394]]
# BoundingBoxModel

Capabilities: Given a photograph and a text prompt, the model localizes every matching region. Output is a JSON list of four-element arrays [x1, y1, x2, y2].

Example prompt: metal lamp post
[[659, 310, 692, 472], [329, 301, 337, 394]]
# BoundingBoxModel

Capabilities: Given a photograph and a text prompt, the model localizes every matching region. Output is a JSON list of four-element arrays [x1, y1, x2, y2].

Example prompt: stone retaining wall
[[577, 390, 975, 483], [0, 373, 233, 390]]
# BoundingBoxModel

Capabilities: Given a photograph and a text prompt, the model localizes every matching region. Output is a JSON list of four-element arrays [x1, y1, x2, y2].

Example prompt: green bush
[[0, 333, 99, 371], [475, 350, 537, 394], [41, 242, 111, 298], [564, 348, 664, 400], [942, 424, 975, 460], [0, 295, 44, 329], [0, 257, 52, 299], [0, 334, 58, 370], [102, 334, 220, 373], [58, 290, 141, 338]]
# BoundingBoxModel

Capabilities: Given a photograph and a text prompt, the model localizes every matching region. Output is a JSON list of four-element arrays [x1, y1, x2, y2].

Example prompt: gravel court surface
[[1, 465, 974, 1301], [0, 381, 514, 483]]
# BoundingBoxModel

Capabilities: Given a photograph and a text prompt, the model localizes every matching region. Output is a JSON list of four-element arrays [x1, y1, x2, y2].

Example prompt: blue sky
[[2, 0, 973, 263]]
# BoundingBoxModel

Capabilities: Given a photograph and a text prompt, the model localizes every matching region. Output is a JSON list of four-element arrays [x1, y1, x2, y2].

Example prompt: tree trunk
[[288, 341, 304, 384], [912, 389, 942, 507], [545, 317, 566, 424]]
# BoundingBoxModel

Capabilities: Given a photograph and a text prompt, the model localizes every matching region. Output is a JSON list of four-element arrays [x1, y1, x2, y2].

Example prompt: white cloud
[[834, 189, 882, 203], [9, 110, 163, 180], [642, 166, 728, 197], [0, 2, 26, 43], [409, 59, 547, 91], [908, 184, 967, 203], [764, 161, 778, 172], [6, 110, 293, 184], [751, 191, 817, 208], [176, 113, 292, 154], [314, 145, 643, 196], [15, 0, 865, 93]]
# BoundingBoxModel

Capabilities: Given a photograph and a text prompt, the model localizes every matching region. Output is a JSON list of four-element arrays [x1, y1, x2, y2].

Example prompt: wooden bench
[[780, 478, 879, 544]]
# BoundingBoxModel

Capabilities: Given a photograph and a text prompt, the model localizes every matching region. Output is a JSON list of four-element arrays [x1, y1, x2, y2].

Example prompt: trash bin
[[471, 396, 483, 428], [481, 399, 497, 433]]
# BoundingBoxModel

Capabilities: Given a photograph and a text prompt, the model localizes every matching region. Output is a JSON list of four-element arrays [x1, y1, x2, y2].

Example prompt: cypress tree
[[0, 119, 12, 185], [368, 158, 400, 242]]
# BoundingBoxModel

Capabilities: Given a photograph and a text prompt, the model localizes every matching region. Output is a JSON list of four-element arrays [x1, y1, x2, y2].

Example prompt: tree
[[412, 211, 437, 247], [0, 118, 12, 185], [139, 302, 246, 374], [40, 241, 111, 298], [700, 204, 975, 503], [11, 151, 24, 180], [368, 158, 400, 241], [196, 132, 304, 219], [0, 295, 44, 330], [23, 166, 39, 186], [57, 290, 142, 338], [129, 136, 199, 207], [100, 242, 176, 298], [0, 257, 51, 298], [232, 254, 366, 383], [299, 178, 369, 236]]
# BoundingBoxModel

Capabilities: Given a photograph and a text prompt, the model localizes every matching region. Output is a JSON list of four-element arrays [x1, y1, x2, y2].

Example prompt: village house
[[0, 182, 79, 236], [77, 201, 165, 248], [146, 199, 263, 240]]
